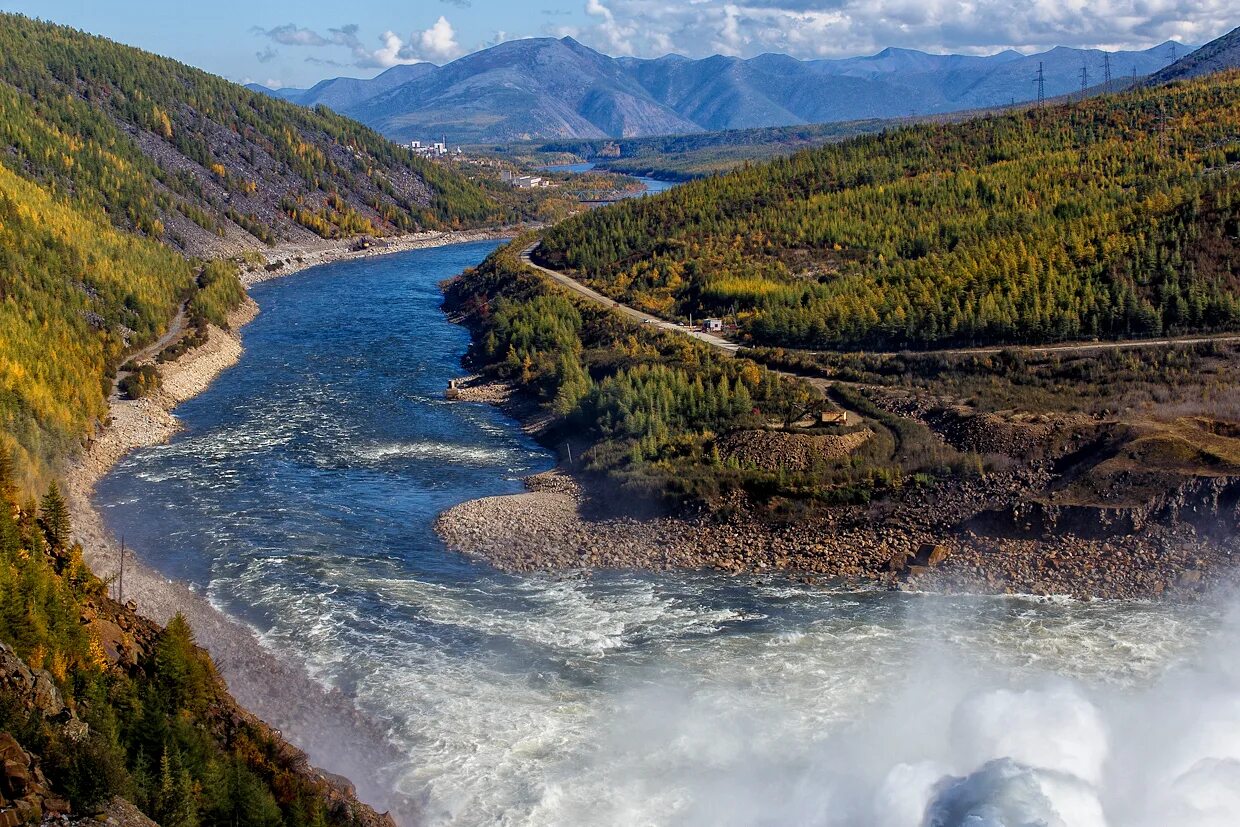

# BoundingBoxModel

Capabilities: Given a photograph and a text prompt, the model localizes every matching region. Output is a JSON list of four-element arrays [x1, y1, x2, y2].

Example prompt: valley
[[2, 8, 1240, 827]]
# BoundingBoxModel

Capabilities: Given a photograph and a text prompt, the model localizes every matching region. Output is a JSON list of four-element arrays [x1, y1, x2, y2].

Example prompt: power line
[[1079, 60, 1089, 96], [116, 535, 125, 604], [1034, 61, 1045, 107], [1103, 53, 1112, 91]]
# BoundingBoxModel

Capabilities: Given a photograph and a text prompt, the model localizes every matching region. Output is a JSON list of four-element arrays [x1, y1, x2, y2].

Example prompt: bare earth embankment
[[58, 228, 505, 824], [434, 375, 1238, 601]]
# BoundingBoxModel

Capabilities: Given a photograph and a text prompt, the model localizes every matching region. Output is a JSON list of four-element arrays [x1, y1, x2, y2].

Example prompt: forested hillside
[[0, 13, 540, 489], [538, 72, 1240, 351], [0, 459, 389, 825], [0, 161, 193, 488], [444, 239, 834, 505], [0, 14, 511, 257]]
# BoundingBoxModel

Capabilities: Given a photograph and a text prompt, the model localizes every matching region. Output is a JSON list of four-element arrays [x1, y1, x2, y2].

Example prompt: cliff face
[[971, 473, 1240, 540]]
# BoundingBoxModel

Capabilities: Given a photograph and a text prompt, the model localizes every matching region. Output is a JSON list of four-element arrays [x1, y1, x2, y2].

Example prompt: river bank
[[58, 228, 511, 823], [242, 228, 523, 287], [433, 376, 1234, 601]]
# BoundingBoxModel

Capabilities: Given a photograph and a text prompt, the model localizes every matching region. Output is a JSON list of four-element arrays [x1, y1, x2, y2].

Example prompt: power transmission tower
[[1103, 53, 1112, 91], [1170, 43, 1177, 62], [1079, 60, 1089, 97], [1034, 61, 1045, 107], [116, 535, 125, 603]]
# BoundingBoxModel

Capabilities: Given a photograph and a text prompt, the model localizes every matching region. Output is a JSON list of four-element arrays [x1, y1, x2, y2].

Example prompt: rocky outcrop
[[0, 644, 66, 722], [972, 472, 1240, 540], [0, 644, 75, 823], [0, 732, 69, 824]]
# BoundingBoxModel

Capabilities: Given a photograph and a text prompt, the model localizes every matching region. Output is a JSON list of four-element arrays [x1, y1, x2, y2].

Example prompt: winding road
[[521, 242, 1240, 360], [111, 301, 188, 398], [520, 244, 740, 356]]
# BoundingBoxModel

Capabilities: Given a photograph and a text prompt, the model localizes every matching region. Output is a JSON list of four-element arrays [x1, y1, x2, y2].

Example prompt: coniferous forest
[[538, 72, 1240, 351], [0, 14, 514, 249], [0, 457, 377, 826]]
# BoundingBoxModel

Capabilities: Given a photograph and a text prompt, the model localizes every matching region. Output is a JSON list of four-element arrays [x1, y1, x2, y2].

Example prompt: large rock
[[0, 645, 64, 719], [916, 543, 951, 567], [0, 732, 57, 823]]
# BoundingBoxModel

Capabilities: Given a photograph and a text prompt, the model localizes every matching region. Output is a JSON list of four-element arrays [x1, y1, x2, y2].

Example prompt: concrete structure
[[511, 175, 548, 189], [410, 139, 451, 158], [703, 318, 724, 333]]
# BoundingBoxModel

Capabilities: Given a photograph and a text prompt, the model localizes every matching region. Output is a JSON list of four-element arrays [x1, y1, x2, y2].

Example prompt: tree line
[[538, 72, 1240, 351]]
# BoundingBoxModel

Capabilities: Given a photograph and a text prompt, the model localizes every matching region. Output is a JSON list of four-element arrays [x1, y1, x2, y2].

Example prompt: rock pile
[[715, 428, 873, 472], [0, 733, 68, 825]]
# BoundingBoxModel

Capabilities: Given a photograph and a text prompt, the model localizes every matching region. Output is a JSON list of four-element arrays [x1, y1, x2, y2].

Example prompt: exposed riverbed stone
[[436, 464, 1237, 600]]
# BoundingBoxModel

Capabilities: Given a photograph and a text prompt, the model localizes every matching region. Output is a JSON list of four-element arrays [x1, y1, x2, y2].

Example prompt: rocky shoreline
[[240, 228, 522, 287], [434, 382, 1236, 601], [56, 229, 527, 824]]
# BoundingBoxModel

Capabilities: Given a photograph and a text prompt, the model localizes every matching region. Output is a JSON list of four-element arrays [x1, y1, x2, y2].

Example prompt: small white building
[[703, 318, 724, 333], [512, 175, 547, 189]]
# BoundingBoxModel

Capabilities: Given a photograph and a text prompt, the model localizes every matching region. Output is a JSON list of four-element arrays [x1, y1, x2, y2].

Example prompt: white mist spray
[[534, 591, 1240, 827]]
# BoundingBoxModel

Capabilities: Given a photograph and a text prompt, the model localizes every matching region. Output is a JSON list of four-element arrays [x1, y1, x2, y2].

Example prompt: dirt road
[[521, 242, 1240, 359]]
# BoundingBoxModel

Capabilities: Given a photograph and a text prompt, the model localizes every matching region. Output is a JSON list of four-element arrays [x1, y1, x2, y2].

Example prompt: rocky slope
[[1147, 25, 1240, 83]]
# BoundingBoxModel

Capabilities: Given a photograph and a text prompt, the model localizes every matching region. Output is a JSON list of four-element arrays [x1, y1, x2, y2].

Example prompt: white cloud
[[565, 0, 1237, 59], [419, 16, 462, 61], [370, 31, 418, 67], [254, 18, 463, 70], [585, 0, 637, 54]]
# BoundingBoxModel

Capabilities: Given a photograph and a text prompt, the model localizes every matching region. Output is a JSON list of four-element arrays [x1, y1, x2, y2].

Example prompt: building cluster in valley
[[408, 139, 459, 157], [499, 171, 552, 189]]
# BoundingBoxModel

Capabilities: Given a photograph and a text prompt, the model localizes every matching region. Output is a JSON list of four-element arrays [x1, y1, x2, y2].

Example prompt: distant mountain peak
[[272, 37, 1190, 143]]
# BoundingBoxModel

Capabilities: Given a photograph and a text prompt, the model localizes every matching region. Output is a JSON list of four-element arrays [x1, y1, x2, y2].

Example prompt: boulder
[[886, 551, 913, 573], [914, 543, 951, 568], [0, 645, 65, 719]]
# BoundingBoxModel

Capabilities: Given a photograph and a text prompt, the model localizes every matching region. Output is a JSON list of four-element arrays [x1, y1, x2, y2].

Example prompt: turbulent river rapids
[[94, 240, 1240, 826]]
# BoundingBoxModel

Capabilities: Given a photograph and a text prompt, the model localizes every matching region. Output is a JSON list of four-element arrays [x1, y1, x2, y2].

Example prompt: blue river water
[[538, 161, 678, 196], [93, 240, 1240, 826]]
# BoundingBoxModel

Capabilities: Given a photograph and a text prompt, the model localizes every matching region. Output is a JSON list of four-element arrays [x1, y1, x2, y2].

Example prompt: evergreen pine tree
[[39, 481, 71, 553]]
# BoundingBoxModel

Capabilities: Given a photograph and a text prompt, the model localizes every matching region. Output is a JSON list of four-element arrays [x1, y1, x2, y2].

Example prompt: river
[[94, 240, 1240, 826], [538, 161, 678, 197]]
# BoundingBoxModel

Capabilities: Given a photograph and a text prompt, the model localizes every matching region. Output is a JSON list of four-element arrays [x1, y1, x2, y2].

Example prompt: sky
[[1, 0, 1233, 88]]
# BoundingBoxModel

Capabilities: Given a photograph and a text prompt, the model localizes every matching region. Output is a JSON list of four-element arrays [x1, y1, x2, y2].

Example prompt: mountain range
[[251, 37, 1186, 143]]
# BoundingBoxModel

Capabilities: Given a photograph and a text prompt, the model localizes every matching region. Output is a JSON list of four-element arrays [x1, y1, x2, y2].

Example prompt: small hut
[[818, 409, 848, 426]]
